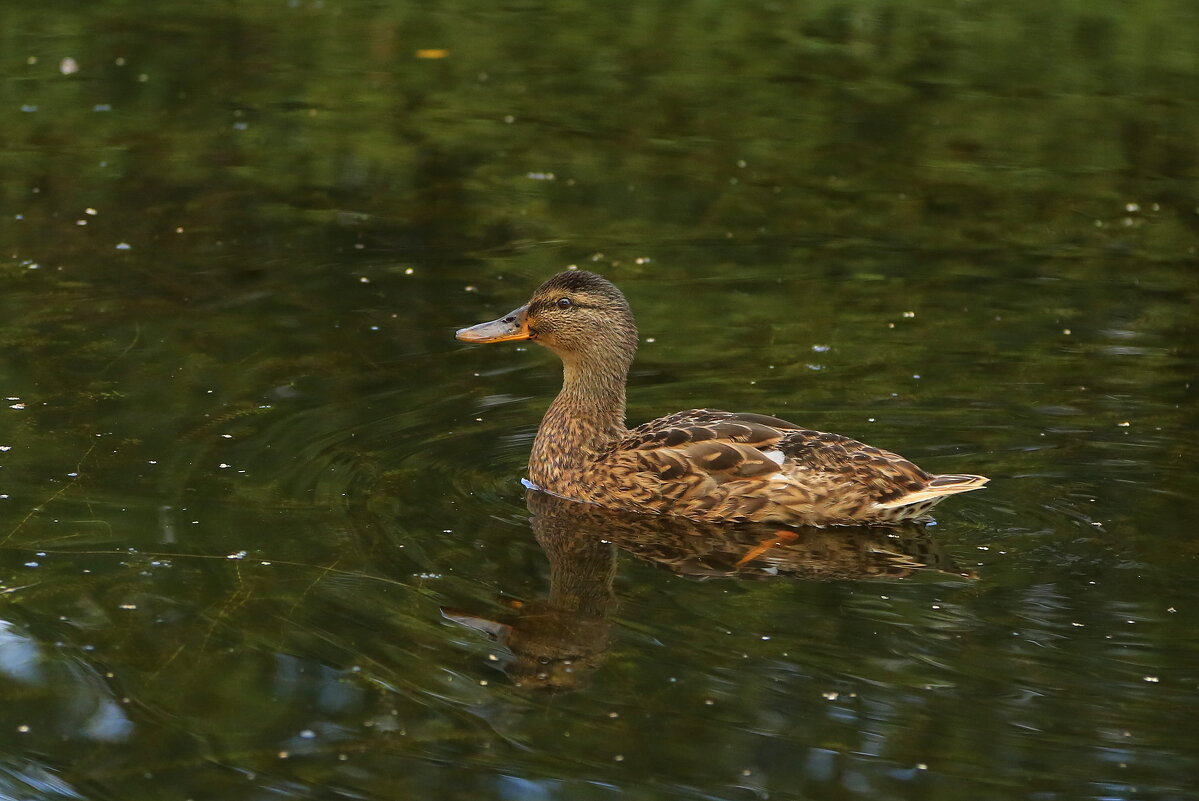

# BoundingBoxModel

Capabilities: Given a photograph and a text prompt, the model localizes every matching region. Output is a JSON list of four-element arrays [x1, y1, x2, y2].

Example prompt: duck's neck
[[529, 354, 630, 492]]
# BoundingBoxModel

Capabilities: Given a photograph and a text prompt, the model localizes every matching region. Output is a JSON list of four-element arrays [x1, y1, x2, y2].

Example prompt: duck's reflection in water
[[444, 490, 970, 690]]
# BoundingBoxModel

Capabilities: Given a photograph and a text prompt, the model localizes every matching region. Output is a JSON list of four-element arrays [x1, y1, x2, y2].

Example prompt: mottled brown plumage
[[456, 270, 988, 526]]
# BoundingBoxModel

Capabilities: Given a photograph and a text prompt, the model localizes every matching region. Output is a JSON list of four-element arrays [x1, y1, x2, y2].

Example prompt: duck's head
[[456, 270, 639, 365]]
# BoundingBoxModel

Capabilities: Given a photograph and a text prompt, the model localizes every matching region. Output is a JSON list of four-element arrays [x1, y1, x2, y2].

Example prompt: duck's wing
[[590, 409, 795, 519], [618, 408, 801, 451], [593, 409, 986, 524]]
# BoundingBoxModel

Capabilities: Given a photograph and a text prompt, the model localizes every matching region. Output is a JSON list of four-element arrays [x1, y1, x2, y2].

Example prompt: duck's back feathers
[[578, 409, 987, 526]]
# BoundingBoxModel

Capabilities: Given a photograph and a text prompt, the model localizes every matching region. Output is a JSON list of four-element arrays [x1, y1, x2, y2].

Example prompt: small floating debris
[[60, 57, 79, 75], [114, 242, 131, 250], [415, 49, 449, 59]]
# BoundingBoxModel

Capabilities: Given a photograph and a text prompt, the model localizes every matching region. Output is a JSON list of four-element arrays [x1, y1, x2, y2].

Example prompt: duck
[[455, 270, 987, 526]]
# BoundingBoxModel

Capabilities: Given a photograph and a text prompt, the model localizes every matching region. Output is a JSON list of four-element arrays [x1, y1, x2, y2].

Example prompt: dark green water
[[3, 2, 1199, 799]]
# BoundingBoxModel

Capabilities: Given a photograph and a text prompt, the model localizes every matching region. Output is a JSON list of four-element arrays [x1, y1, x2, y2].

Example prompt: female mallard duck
[[456, 270, 987, 526]]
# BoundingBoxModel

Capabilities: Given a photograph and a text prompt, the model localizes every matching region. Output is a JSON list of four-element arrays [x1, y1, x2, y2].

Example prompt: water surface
[[2, 2, 1198, 799]]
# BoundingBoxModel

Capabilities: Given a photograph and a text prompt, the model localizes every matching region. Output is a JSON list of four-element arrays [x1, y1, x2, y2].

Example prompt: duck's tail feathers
[[874, 474, 989, 509]]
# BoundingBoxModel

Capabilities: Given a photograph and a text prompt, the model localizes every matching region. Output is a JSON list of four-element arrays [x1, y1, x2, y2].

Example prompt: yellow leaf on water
[[415, 49, 449, 59]]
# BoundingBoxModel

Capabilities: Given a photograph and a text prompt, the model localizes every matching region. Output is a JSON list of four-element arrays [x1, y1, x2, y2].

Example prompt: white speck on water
[[822, 691, 839, 700], [60, 57, 79, 75], [119, 603, 137, 610], [644, 337, 656, 343], [93, 104, 112, 112], [221, 434, 232, 439], [811, 344, 830, 352], [67, 472, 77, 477], [358, 276, 370, 283], [9, 403, 26, 410], [1143, 676, 1160, 683], [227, 551, 247, 560], [17, 725, 30, 733], [115, 242, 131, 250], [0, 446, 10, 451], [404, 267, 415, 275], [1125, 202, 1139, 212], [85, 207, 98, 215], [635, 257, 652, 264], [299, 729, 316, 739], [1063, 328, 1072, 335], [916, 763, 928, 770], [25, 562, 39, 568], [503, 114, 515, 123], [464, 285, 477, 292], [902, 311, 916, 318], [1117, 421, 1130, 427], [76, 219, 88, 226]]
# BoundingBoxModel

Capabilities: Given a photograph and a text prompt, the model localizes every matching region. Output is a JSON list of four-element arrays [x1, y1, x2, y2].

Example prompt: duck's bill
[[455, 305, 532, 343]]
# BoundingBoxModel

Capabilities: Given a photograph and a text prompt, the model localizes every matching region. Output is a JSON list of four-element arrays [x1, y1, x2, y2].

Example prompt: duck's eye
[[556, 297, 573, 310]]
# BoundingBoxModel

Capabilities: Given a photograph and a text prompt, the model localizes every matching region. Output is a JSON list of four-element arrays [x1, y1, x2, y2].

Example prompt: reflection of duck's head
[[455, 269, 638, 367], [442, 490, 620, 691], [444, 491, 973, 691]]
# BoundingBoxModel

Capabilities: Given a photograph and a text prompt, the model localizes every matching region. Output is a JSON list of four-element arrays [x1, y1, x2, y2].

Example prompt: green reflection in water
[[2, 0, 1198, 799]]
